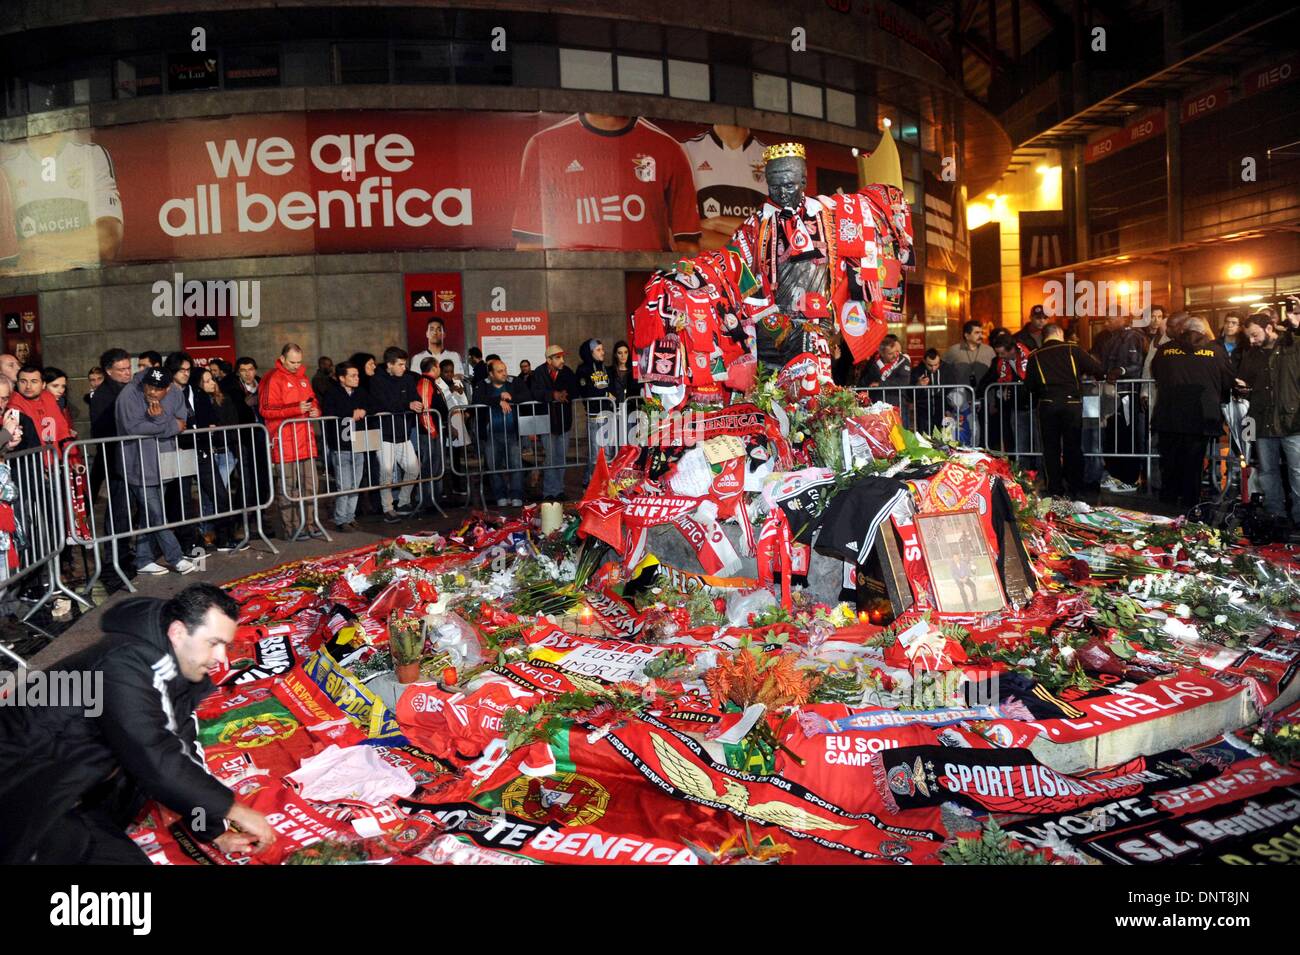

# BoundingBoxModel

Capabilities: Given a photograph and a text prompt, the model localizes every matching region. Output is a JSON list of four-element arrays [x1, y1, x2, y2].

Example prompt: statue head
[[763, 143, 808, 211]]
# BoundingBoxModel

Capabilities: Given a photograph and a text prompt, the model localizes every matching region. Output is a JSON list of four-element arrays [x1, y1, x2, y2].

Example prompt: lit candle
[[540, 502, 564, 534]]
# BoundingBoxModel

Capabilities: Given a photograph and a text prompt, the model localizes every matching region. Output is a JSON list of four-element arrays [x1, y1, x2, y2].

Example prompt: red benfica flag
[[578, 450, 624, 549]]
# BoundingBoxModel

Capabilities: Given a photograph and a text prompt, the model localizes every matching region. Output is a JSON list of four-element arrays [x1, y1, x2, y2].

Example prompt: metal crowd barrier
[[0, 443, 86, 638], [854, 383, 980, 445], [62, 422, 278, 593], [618, 395, 648, 447], [450, 397, 616, 507], [274, 409, 447, 541], [982, 379, 1157, 485]]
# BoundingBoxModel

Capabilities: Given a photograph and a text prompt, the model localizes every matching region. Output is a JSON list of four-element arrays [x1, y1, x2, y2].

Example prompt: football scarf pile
[[116, 175, 1300, 865], [123, 486, 1300, 865]]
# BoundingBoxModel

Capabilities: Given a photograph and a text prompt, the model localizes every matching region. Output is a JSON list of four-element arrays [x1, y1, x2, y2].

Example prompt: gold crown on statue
[[762, 142, 806, 163]]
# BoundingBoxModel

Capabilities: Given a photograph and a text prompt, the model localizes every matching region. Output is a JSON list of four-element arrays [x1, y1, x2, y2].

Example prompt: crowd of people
[[3, 300, 1299, 584], [0, 317, 640, 581], [834, 296, 1300, 526]]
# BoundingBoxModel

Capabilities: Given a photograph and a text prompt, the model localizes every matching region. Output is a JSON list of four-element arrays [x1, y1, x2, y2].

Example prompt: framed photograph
[[913, 509, 1006, 614]]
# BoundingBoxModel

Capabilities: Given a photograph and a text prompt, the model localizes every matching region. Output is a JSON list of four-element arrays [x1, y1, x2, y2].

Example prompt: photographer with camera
[[1237, 298, 1300, 533]]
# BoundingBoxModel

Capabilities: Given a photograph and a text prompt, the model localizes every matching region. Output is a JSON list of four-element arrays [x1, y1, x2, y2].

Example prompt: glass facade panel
[[452, 42, 512, 85], [617, 55, 663, 95], [791, 81, 823, 118], [394, 44, 451, 85], [753, 72, 788, 112], [559, 48, 613, 91], [826, 87, 856, 126], [668, 59, 709, 101], [335, 42, 389, 85], [224, 46, 281, 90]]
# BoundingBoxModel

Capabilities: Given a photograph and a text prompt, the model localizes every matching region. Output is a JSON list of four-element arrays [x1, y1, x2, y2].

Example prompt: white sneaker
[[495, 498, 509, 507], [175, 558, 199, 575], [138, 561, 169, 575], [510, 498, 523, 507], [1110, 479, 1139, 493]]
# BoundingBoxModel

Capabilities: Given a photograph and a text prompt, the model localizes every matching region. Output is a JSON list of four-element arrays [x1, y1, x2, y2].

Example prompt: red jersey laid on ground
[[512, 114, 701, 251]]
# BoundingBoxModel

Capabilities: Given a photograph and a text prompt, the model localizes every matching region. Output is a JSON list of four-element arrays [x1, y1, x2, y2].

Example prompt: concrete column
[[1069, 141, 1088, 265], [1165, 94, 1182, 248]]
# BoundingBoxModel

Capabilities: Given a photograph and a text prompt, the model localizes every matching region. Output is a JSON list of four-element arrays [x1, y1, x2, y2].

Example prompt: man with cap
[[530, 344, 580, 501], [1025, 324, 1111, 499], [114, 365, 198, 575], [1015, 305, 1049, 352], [577, 338, 614, 483]]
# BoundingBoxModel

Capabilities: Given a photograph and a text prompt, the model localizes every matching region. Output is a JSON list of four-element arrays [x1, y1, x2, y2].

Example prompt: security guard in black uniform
[[1025, 324, 1110, 498], [1150, 316, 1234, 510]]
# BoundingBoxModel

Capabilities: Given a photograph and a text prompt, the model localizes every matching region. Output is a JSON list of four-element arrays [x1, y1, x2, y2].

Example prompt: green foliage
[[809, 668, 866, 704], [499, 687, 648, 752], [899, 669, 965, 710], [388, 616, 424, 665], [961, 627, 1097, 695], [1087, 588, 1174, 652], [643, 649, 691, 679], [747, 603, 793, 627], [512, 540, 607, 617], [939, 819, 1048, 866], [349, 649, 393, 681], [283, 840, 370, 865], [1251, 715, 1300, 765]]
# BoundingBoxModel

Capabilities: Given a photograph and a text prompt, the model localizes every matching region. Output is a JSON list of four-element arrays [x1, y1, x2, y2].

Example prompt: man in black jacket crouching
[[0, 584, 275, 864]]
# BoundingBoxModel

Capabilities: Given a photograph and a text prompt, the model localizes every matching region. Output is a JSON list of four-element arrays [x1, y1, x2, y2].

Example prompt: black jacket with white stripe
[[0, 597, 234, 863]]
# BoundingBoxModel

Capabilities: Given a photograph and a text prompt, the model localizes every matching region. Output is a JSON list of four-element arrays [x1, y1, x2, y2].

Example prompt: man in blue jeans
[[529, 344, 579, 502], [1239, 305, 1300, 533], [114, 366, 197, 575], [475, 358, 525, 506], [321, 361, 373, 532]]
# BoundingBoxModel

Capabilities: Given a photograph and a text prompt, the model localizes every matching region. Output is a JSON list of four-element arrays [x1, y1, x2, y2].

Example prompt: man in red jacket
[[258, 343, 322, 539]]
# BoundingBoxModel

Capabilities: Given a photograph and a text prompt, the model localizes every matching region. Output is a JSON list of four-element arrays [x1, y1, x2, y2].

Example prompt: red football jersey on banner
[[512, 114, 701, 251]]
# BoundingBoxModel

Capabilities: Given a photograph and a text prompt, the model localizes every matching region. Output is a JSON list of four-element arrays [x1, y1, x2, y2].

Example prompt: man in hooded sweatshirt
[[0, 584, 276, 864], [576, 338, 615, 483]]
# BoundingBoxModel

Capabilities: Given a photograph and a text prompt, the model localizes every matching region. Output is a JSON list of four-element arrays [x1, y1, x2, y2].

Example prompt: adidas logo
[[565, 159, 584, 173], [697, 161, 712, 171], [413, 295, 430, 308], [199, 322, 215, 337]]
